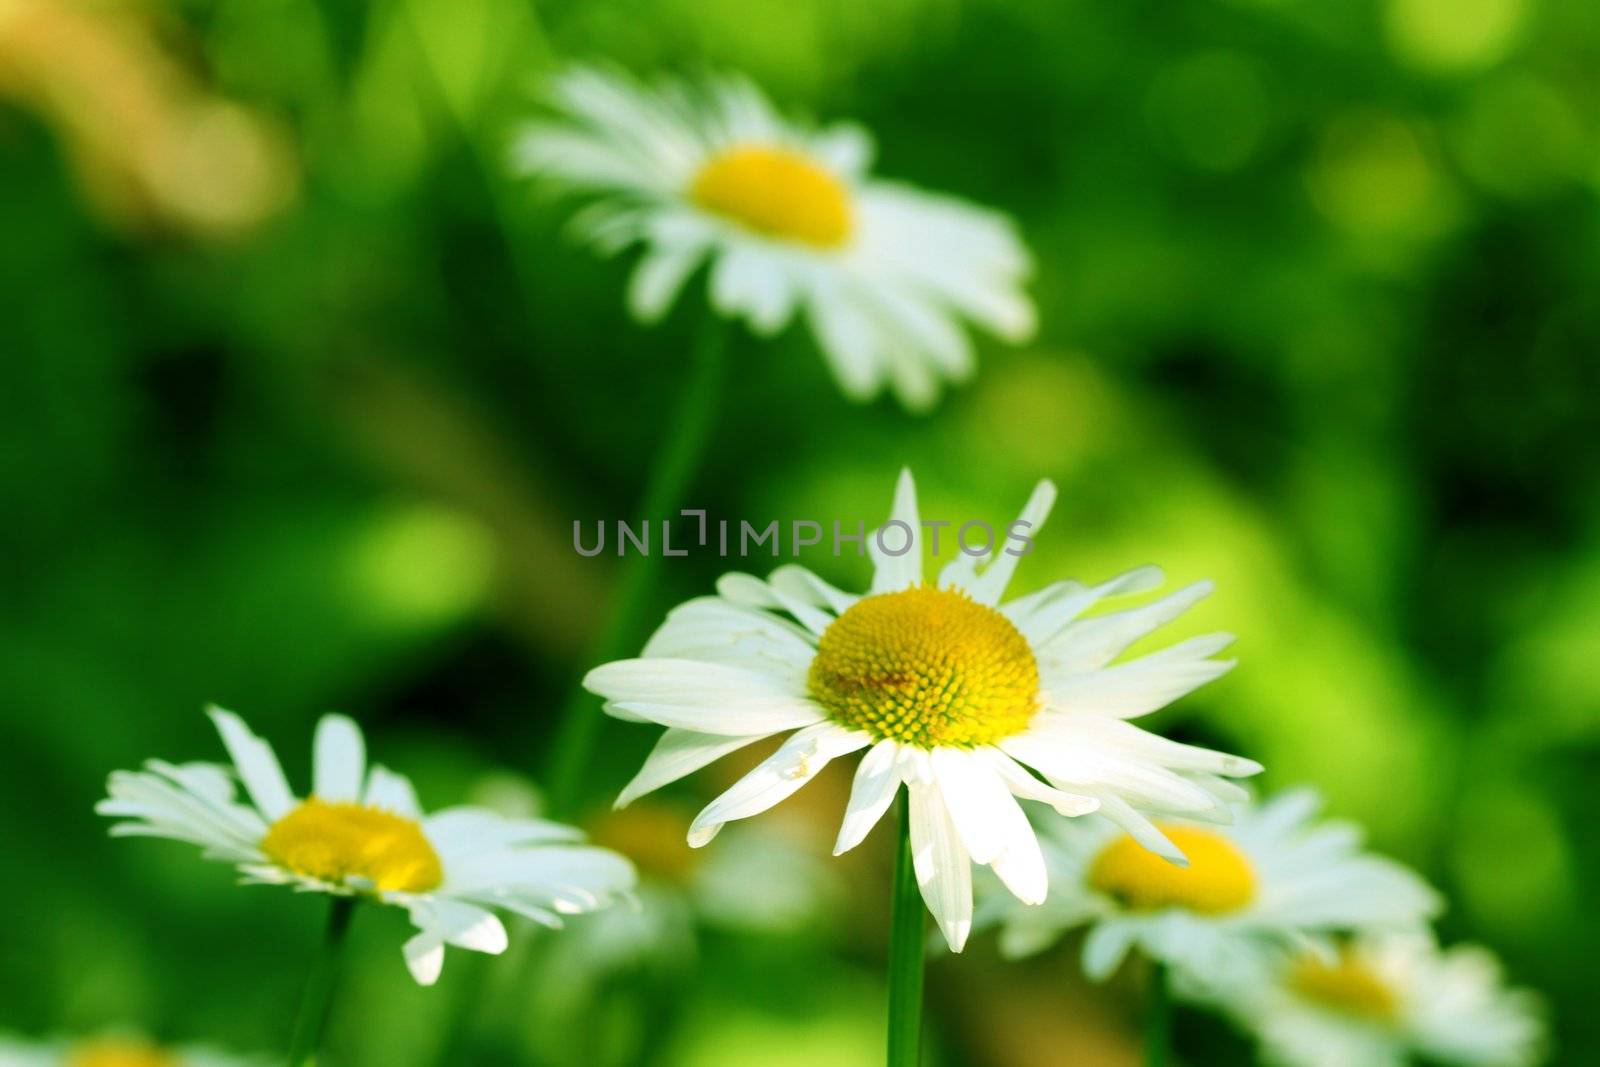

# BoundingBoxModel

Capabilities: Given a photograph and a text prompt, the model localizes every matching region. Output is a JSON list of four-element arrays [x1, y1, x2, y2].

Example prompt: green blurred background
[[2, 0, 1596, 1064]]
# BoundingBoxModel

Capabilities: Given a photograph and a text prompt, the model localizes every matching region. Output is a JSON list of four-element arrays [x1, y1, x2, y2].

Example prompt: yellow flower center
[[689, 145, 852, 247], [808, 586, 1040, 748], [1289, 950, 1401, 1022], [261, 798, 443, 893], [67, 1040, 178, 1067], [1088, 825, 1257, 915]]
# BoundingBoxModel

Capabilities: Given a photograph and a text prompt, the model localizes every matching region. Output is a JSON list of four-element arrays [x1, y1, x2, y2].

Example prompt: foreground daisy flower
[[982, 789, 1442, 986], [98, 708, 635, 985], [583, 469, 1261, 951], [513, 66, 1036, 411], [1227, 932, 1545, 1067], [0, 1032, 261, 1067]]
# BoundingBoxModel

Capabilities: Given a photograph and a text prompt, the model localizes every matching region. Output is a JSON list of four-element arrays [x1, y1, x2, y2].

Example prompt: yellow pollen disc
[[689, 145, 852, 247], [261, 798, 443, 893], [808, 586, 1041, 748], [67, 1040, 178, 1067], [1087, 825, 1257, 915], [1289, 950, 1401, 1022]]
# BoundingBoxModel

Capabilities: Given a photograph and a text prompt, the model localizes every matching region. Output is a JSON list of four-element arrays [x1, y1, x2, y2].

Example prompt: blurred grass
[[2, 0, 1598, 1064]]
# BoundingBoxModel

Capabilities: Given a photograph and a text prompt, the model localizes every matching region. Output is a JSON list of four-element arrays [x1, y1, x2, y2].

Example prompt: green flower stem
[[543, 316, 730, 819], [287, 896, 356, 1067], [887, 792, 926, 1067], [1145, 959, 1172, 1067]]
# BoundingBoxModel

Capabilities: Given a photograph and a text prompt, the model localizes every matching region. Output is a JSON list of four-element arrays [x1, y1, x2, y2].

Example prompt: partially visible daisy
[[98, 708, 636, 985], [583, 468, 1261, 952], [981, 788, 1442, 987], [513, 65, 1035, 411], [0, 1032, 263, 1067], [1227, 932, 1545, 1067]]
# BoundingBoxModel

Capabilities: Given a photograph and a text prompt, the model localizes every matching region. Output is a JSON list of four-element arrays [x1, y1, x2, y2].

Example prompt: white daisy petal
[[834, 739, 904, 855], [714, 572, 836, 636], [312, 714, 366, 803], [448, 845, 637, 901], [930, 748, 1046, 905], [411, 898, 510, 955], [628, 239, 709, 322], [615, 727, 773, 808], [810, 121, 874, 175], [402, 931, 446, 986], [688, 723, 871, 846], [1039, 580, 1215, 673], [424, 808, 583, 857], [1001, 732, 1228, 817], [1082, 920, 1139, 981], [641, 596, 817, 685], [207, 706, 294, 821], [1042, 634, 1237, 718], [804, 281, 883, 402], [908, 780, 973, 952], [979, 749, 1099, 817], [363, 765, 422, 818], [584, 658, 826, 733], [965, 479, 1056, 605], [1091, 793, 1187, 864], [1001, 565, 1165, 646], [870, 468, 922, 594], [767, 564, 859, 616]]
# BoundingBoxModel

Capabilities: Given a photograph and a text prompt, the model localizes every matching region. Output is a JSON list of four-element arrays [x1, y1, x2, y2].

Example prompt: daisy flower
[[98, 708, 636, 985], [982, 788, 1443, 987], [582, 469, 1261, 951], [1228, 932, 1545, 1067], [513, 65, 1035, 411], [0, 1032, 263, 1067]]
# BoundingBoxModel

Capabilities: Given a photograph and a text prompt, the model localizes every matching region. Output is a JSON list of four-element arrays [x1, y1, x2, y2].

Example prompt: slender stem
[[886, 793, 925, 1067], [1144, 960, 1171, 1067], [287, 897, 356, 1067], [542, 316, 730, 819]]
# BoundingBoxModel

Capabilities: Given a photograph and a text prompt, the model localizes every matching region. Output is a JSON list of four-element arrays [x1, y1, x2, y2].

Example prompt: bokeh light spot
[[1386, 0, 1531, 74], [1147, 51, 1272, 173], [347, 504, 496, 630]]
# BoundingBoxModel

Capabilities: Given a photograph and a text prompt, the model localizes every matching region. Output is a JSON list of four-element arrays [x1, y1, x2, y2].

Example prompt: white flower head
[[583, 468, 1261, 952], [513, 65, 1036, 411], [1228, 932, 1546, 1067], [98, 709, 636, 985], [981, 788, 1443, 988], [0, 1031, 265, 1067]]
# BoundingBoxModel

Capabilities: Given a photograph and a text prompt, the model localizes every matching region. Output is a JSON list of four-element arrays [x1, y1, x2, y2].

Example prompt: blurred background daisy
[[0, 1032, 264, 1067], [514, 65, 1034, 411], [980, 788, 1441, 988], [1217, 932, 1545, 1067]]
